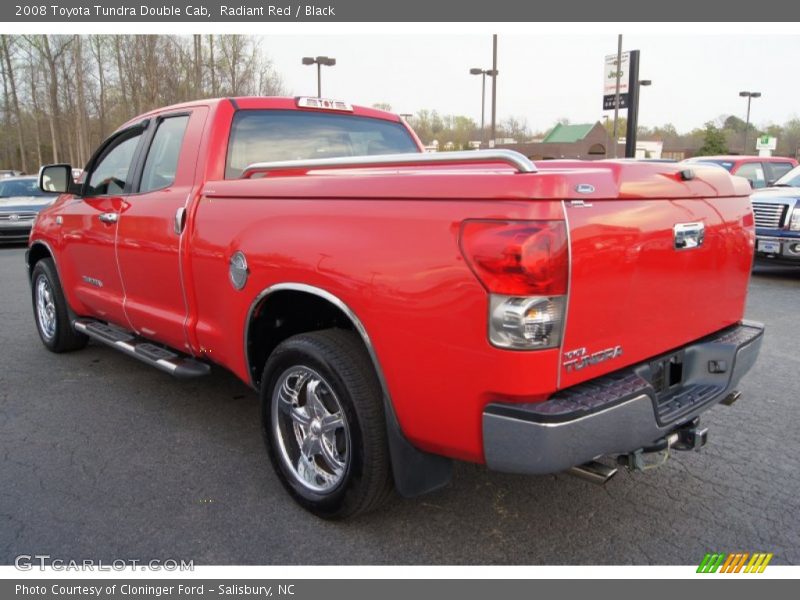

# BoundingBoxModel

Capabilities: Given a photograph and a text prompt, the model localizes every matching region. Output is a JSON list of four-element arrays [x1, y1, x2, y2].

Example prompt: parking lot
[[0, 243, 798, 566]]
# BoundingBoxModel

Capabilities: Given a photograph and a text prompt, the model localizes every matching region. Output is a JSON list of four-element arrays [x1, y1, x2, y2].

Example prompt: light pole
[[625, 76, 651, 158], [302, 56, 336, 98], [739, 91, 761, 154], [491, 34, 498, 147], [470, 68, 498, 145]]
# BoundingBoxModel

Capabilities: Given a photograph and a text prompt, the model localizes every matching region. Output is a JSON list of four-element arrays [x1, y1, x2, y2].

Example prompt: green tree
[[603, 117, 627, 138], [696, 122, 728, 156]]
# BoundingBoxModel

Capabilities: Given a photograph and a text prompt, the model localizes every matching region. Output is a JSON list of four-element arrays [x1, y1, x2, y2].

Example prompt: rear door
[[115, 108, 207, 352], [57, 125, 147, 326]]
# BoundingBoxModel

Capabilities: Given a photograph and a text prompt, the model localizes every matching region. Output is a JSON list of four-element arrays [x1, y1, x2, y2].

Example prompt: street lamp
[[470, 67, 498, 145], [739, 91, 761, 154], [302, 56, 336, 98]]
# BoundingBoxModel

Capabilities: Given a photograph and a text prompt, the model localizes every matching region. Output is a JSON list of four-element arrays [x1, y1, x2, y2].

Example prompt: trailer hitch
[[617, 418, 708, 472]]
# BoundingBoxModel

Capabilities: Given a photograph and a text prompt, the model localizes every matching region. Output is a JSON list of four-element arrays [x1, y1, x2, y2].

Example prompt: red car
[[683, 155, 798, 189], [28, 97, 763, 518]]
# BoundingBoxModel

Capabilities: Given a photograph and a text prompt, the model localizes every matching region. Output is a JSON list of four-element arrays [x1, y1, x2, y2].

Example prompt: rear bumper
[[482, 321, 764, 475]]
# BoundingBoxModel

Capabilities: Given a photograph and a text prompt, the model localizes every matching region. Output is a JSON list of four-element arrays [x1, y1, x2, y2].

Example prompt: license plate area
[[757, 239, 781, 253], [649, 351, 685, 398], [646, 349, 725, 424]]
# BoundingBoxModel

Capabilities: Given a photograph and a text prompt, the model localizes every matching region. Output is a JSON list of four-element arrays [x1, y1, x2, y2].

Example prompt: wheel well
[[245, 287, 454, 497], [27, 243, 53, 278], [246, 290, 359, 387]]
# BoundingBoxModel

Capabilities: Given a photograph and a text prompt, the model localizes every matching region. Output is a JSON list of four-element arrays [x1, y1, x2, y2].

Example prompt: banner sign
[[4, 0, 800, 22]]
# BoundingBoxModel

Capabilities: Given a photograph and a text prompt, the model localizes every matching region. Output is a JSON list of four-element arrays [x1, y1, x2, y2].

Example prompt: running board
[[73, 318, 210, 379]]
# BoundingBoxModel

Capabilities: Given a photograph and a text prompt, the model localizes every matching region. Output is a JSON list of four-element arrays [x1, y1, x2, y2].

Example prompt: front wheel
[[30, 258, 88, 353], [261, 329, 393, 519]]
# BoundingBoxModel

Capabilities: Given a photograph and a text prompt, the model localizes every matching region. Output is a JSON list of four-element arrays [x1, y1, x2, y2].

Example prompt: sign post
[[604, 45, 629, 157], [624, 49, 640, 159]]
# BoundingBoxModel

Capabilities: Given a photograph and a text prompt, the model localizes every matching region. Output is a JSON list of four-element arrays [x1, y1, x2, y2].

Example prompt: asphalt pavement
[[1, 245, 798, 565]]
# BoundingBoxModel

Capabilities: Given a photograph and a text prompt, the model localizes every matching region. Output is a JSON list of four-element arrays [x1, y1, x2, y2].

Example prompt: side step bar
[[73, 318, 210, 379]]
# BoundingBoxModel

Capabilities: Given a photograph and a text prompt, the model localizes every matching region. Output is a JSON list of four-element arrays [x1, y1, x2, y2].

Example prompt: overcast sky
[[262, 34, 800, 133]]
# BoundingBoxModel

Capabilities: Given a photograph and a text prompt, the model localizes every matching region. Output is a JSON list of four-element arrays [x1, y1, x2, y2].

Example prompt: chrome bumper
[[483, 321, 764, 475], [755, 235, 800, 261]]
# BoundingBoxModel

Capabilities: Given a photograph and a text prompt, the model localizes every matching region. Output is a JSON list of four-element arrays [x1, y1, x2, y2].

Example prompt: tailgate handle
[[674, 222, 705, 250]]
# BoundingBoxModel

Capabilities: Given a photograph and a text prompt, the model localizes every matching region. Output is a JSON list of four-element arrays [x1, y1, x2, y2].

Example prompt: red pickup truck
[[28, 97, 763, 518]]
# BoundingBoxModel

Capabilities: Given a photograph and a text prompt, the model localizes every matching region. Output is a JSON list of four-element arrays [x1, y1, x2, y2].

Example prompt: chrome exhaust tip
[[567, 460, 618, 485], [720, 390, 741, 406]]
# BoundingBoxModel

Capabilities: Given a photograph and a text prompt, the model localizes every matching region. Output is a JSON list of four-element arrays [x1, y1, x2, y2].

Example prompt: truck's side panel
[[188, 195, 565, 462]]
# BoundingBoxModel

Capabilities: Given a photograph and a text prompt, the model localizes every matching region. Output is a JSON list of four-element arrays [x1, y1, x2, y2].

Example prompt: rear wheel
[[31, 258, 88, 353], [261, 329, 393, 519]]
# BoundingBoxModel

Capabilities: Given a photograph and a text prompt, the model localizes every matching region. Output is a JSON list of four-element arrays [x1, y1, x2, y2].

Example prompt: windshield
[[0, 178, 57, 198], [774, 165, 800, 187], [225, 110, 420, 178]]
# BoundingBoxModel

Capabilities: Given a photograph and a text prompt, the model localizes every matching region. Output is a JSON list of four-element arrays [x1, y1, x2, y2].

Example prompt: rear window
[[225, 110, 419, 178]]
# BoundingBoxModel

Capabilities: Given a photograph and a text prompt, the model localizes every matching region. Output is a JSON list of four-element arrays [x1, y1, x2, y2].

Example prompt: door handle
[[98, 212, 118, 224], [673, 222, 704, 250], [174, 206, 187, 235]]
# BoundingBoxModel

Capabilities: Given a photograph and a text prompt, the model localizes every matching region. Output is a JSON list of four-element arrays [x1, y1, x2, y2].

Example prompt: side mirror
[[39, 164, 81, 195]]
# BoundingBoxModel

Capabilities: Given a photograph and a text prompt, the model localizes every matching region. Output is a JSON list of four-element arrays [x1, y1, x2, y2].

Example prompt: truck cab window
[[87, 134, 143, 196], [225, 110, 419, 178], [140, 115, 190, 193]]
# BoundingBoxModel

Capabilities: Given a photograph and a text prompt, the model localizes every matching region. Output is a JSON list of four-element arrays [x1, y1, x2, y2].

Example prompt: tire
[[261, 329, 393, 519], [30, 258, 88, 353]]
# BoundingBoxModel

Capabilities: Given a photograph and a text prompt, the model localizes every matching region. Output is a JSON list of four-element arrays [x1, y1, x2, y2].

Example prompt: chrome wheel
[[35, 275, 57, 341], [272, 366, 350, 494]]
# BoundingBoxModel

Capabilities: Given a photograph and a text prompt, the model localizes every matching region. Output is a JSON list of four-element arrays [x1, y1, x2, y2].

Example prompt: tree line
[[0, 35, 285, 172], [2, 34, 798, 171], [405, 110, 800, 157]]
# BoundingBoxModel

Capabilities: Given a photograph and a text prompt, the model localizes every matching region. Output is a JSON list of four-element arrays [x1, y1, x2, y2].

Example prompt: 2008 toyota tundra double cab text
[[28, 97, 764, 518]]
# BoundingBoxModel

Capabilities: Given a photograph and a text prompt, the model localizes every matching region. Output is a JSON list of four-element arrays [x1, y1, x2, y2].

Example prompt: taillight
[[459, 220, 569, 350], [459, 220, 568, 296]]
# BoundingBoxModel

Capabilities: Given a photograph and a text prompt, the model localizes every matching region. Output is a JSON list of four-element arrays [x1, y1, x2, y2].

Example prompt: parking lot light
[[739, 91, 762, 154], [470, 68, 498, 145], [302, 56, 337, 98]]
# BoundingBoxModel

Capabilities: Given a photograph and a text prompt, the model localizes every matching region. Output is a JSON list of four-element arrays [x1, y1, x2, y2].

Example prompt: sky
[[260, 34, 800, 134]]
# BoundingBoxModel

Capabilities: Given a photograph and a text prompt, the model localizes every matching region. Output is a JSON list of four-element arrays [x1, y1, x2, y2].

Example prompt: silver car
[[0, 176, 59, 243]]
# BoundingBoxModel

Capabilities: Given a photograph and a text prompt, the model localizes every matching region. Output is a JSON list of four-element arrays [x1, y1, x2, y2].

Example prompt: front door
[[57, 126, 146, 327]]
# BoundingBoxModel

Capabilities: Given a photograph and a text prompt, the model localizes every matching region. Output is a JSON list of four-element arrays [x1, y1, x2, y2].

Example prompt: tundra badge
[[563, 346, 624, 372]]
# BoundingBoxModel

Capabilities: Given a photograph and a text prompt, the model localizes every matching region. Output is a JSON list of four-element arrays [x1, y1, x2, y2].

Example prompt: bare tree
[[1, 36, 28, 172], [0, 34, 287, 170]]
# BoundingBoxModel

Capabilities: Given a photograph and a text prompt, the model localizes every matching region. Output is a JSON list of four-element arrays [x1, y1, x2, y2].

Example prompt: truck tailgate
[[559, 184, 754, 389]]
